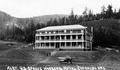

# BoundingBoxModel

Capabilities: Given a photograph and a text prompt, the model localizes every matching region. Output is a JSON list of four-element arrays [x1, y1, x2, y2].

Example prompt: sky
[[0, 0, 120, 18]]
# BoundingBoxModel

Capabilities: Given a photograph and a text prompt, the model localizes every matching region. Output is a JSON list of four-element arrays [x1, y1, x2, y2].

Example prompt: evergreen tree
[[68, 10, 78, 24], [101, 5, 106, 19], [105, 5, 113, 18]]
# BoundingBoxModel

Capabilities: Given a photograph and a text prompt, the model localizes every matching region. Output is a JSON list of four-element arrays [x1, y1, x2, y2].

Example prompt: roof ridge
[[36, 24, 87, 31]]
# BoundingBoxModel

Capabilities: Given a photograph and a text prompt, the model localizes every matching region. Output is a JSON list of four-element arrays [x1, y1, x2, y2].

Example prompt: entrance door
[[56, 43, 60, 48]]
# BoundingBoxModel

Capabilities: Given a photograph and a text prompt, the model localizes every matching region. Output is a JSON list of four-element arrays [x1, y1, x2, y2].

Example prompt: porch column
[[60, 35, 61, 40], [70, 42, 72, 48], [70, 35, 72, 40], [49, 36, 51, 40], [59, 42, 61, 48], [76, 42, 78, 48], [76, 35, 78, 40], [39, 36, 41, 40], [64, 35, 66, 40], [65, 42, 66, 48]]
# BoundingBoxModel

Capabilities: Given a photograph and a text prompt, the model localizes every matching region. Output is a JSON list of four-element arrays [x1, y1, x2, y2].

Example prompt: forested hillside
[[0, 5, 120, 49]]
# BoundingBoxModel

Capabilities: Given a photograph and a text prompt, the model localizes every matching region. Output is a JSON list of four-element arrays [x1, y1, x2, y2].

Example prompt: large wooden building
[[35, 25, 93, 50]]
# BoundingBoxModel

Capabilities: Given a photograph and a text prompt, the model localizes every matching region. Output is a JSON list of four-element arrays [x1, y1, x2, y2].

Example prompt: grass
[[0, 40, 120, 70], [0, 40, 106, 65], [0, 40, 55, 66], [0, 40, 34, 64], [97, 51, 120, 70]]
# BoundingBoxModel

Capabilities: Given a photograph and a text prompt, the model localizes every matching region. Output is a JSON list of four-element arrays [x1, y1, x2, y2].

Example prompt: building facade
[[35, 25, 93, 50]]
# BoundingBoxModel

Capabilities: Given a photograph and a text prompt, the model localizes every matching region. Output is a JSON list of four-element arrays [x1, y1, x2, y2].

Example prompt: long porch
[[35, 42, 88, 49]]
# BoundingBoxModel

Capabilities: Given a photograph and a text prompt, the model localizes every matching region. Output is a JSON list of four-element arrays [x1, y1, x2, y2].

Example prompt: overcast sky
[[0, 0, 120, 18]]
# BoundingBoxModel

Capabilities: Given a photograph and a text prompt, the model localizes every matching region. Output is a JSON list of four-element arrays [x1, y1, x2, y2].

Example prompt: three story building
[[35, 25, 93, 50]]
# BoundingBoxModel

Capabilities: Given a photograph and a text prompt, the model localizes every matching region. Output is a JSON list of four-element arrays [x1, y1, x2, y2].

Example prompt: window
[[46, 43, 49, 47], [70, 30, 73, 33], [56, 36, 60, 40], [44, 36, 48, 40], [59, 30, 64, 33], [49, 32, 51, 34], [37, 43, 40, 47], [53, 31, 56, 34], [39, 32, 42, 34], [78, 42, 82, 46], [66, 42, 71, 46], [46, 36, 49, 40], [51, 43, 54, 46], [35, 43, 38, 47], [41, 36, 44, 40], [66, 30, 70, 33], [45, 32, 47, 34], [41, 31, 45, 34], [36, 31, 38, 34], [66, 35, 70, 40], [51, 36, 55, 40], [35, 36, 38, 40], [72, 42, 76, 46], [73, 29, 81, 33], [72, 35, 76, 39], [61, 35, 65, 40], [41, 43, 44, 47], [78, 35, 82, 39], [61, 42, 65, 47], [56, 31, 59, 33], [81, 30, 84, 33], [38, 36, 41, 40], [64, 30, 66, 33]]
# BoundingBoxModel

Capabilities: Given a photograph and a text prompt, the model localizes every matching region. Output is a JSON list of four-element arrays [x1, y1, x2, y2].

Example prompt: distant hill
[[0, 10, 67, 31], [32, 14, 68, 23], [0, 11, 13, 31]]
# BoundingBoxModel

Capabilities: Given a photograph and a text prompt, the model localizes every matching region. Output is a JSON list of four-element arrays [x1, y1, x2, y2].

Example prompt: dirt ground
[[0, 40, 120, 70]]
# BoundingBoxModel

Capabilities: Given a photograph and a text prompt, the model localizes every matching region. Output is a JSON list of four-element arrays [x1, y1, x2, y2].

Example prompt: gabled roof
[[36, 25, 87, 31]]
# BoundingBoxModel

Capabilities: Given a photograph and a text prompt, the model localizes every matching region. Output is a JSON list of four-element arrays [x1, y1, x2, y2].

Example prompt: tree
[[82, 7, 88, 16], [106, 5, 113, 18], [58, 17, 67, 25], [24, 19, 36, 43], [88, 9, 94, 21], [68, 10, 78, 24], [101, 6, 106, 14], [82, 7, 89, 21], [101, 5, 106, 19], [116, 9, 120, 19]]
